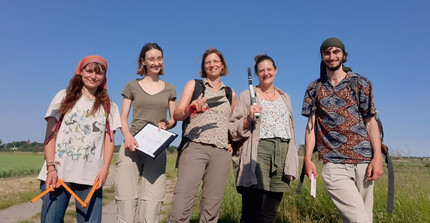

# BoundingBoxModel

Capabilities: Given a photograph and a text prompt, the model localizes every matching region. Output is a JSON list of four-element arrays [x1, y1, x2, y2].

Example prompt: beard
[[326, 63, 342, 72]]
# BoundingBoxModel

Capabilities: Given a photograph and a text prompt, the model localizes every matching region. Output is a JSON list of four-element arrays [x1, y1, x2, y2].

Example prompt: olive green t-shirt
[[122, 79, 176, 135]]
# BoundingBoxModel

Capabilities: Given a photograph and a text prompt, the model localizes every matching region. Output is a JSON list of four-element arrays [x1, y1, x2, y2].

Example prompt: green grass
[[0, 152, 119, 211], [0, 152, 119, 178], [2, 152, 430, 222], [162, 153, 430, 223], [0, 152, 44, 178]]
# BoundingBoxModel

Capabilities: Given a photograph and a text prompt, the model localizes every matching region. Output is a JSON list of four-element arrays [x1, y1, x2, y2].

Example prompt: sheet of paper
[[134, 123, 177, 158], [311, 173, 316, 198]]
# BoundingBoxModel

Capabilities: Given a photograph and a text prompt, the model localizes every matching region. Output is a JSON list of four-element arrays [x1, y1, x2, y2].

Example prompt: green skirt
[[254, 138, 290, 193]]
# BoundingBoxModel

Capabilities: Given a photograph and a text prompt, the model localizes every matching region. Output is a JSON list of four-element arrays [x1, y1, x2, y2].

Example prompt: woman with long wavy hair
[[37, 55, 121, 222]]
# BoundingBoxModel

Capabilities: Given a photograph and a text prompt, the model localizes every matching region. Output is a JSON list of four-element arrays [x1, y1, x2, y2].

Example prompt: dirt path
[[0, 166, 175, 223]]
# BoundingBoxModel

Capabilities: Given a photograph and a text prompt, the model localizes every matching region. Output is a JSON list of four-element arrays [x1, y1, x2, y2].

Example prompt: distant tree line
[[0, 140, 44, 152], [0, 139, 178, 154]]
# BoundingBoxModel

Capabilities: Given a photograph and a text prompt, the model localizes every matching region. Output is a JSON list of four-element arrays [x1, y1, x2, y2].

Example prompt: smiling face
[[142, 48, 164, 75], [321, 46, 345, 71], [203, 53, 225, 79], [256, 59, 277, 87], [81, 63, 106, 92]]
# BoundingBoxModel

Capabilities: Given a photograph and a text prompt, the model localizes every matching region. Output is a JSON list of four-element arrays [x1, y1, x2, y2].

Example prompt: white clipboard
[[134, 123, 178, 158]]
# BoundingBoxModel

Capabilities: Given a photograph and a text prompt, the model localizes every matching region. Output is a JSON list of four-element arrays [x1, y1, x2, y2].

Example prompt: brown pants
[[168, 142, 231, 223]]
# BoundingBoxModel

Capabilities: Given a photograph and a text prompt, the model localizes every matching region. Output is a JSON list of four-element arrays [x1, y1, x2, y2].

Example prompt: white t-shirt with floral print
[[37, 89, 121, 185]]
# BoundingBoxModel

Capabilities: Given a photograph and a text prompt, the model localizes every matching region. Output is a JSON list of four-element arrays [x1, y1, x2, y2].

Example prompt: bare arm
[[167, 99, 177, 129], [158, 99, 177, 130], [173, 80, 207, 121], [44, 117, 59, 189], [230, 90, 237, 114], [365, 116, 384, 180], [304, 114, 319, 180], [95, 131, 115, 189], [120, 98, 138, 151]]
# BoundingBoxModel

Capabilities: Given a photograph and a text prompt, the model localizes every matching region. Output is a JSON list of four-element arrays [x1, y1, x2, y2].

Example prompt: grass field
[[163, 154, 430, 223], [0, 152, 44, 178], [1, 152, 429, 222]]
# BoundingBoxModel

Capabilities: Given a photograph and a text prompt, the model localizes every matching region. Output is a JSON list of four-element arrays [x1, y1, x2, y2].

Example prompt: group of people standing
[[37, 37, 383, 223]]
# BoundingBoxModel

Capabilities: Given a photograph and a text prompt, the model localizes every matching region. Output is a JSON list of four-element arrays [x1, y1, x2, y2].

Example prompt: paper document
[[311, 173, 317, 198], [134, 123, 178, 158]]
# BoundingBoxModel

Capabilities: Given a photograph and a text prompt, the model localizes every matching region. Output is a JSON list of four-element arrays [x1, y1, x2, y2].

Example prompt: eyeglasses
[[204, 60, 221, 66], [146, 57, 164, 64]]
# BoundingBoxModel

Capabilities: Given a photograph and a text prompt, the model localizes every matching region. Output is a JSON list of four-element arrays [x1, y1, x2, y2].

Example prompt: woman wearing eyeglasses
[[168, 48, 236, 223], [115, 42, 177, 223]]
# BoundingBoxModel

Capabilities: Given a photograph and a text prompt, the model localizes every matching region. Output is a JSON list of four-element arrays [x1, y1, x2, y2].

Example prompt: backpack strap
[[310, 80, 322, 115], [384, 143, 394, 213], [44, 102, 113, 145], [349, 74, 394, 214], [192, 79, 205, 101], [349, 75, 360, 106], [44, 115, 64, 145], [176, 80, 205, 154], [105, 101, 113, 142], [176, 79, 233, 160], [193, 79, 232, 104], [225, 86, 232, 105]]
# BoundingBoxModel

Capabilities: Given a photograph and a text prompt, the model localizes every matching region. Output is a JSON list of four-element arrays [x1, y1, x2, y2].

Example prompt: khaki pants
[[115, 143, 166, 223], [168, 142, 231, 223], [322, 163, 374, 223]]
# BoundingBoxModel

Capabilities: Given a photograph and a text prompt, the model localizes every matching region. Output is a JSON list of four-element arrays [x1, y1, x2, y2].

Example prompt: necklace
[[257, 87, 276, 101]]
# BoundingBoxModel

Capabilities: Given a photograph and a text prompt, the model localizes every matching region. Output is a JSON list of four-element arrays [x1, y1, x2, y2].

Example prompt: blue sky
[[1, 1, 429, 156]]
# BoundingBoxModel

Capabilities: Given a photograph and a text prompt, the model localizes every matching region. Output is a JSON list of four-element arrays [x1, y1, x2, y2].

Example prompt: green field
[[165, 154, 430, 223], [1, 152, 429, 222], [0, 152, 44, 178]]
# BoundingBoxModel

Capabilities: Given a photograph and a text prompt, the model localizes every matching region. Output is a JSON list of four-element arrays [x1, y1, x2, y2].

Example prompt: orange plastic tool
[[30, 179, 100, 208]]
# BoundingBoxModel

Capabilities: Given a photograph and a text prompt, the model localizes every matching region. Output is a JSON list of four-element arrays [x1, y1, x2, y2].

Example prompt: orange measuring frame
[[31, 179, 100, 208]]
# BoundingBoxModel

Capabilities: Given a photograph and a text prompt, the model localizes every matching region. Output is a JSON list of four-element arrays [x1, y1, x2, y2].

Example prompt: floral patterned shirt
[[37, 89, 121, 185], [259, 98, 291, 140]]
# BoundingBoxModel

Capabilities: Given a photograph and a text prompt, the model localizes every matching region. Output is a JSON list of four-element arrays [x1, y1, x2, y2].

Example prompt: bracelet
[[46, 169, 57, 175], [46, 161, 56, 169], [182, 110, 188, 117], [247, 115, 254, 123]]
